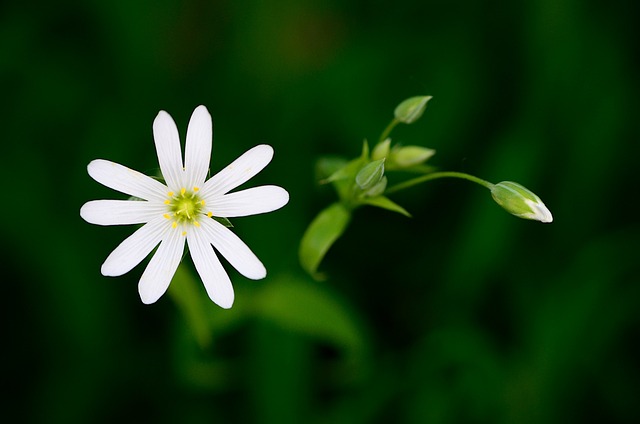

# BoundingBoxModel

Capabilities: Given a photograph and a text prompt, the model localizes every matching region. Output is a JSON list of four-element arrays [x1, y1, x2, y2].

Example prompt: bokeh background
[[3, 0, 639, 422]]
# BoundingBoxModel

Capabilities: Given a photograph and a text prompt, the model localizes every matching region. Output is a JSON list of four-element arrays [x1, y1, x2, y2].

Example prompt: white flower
[[80, 106, 289, 308]]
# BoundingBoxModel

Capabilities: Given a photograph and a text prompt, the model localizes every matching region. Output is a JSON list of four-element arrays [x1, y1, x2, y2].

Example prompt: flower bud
[[394, 95, 432, 124], [490, 181, 553, 223], [389, 145, 436, 168], [371, 138, 391, 160], [355, 158, 385, 190], [365, 176, 387, 197]]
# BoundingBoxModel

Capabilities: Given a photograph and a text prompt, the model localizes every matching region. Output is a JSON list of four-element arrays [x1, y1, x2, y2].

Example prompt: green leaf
[[168, 265, 213, 349], [394, 95, 432, 124], [329, 157, 365, 201], [360, 195, 411, 217], [299, 202, 351, 279], [355, 158, 385, 190], [316, 156, 348, 182], [361, 139, 370, 160], [254, 275, 366, 355], [212, 216, 233, 227]]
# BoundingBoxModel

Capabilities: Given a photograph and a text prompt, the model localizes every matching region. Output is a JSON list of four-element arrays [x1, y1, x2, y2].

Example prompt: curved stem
[[379, 118, 399, 144], [385, 171, 494, 194]]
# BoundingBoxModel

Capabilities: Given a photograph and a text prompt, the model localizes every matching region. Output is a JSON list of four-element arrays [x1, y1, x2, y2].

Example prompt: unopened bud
[[389, 146, 435, 168], [394, 96, 432, 124], [490, 181, 553, 223], [355, 159, 385, 190], [365, 176, 387, 197], [371, 138, 391, 161]]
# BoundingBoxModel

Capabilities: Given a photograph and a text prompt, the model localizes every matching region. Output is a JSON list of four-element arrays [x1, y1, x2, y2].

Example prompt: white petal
[[208, 186, 289, 217], [101, 216, 169, 276], [187, 230, 234, 309], [87, 159, 167, 201], [199, 218, 266, 280], [81, 200, 164, 225], [184, 105, 212, 189], [138, 227, 186, 304], [153, 110, 185, 190], [201, 144, 274, 197]]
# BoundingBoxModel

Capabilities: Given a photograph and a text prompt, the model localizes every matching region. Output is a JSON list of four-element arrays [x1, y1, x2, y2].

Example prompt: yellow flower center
[[163, 187, 209, 232]]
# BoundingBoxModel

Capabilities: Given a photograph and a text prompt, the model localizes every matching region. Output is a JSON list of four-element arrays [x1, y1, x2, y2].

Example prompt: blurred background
[[2, 0, 639, 422]]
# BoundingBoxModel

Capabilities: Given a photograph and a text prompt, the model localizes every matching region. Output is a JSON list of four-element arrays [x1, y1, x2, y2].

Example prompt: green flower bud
[[389, 145, 436, 168], [490, 181, 553, 223], [364, 176, 387, 197], [355, 158, 385, 190], [371, 138, 391, 161], [394, 95, 432, 124]]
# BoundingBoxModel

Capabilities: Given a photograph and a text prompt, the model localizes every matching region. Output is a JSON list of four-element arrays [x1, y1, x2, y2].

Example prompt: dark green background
[[3, 0, 639, 422]]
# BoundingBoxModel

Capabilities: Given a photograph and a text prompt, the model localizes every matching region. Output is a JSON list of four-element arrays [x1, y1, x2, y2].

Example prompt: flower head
[[80, 106, 289, 308]]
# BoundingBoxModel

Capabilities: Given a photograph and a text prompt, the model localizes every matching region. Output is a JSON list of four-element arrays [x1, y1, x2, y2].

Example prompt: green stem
[[385, 171, 494, 194], [379, 118, 400, 144]]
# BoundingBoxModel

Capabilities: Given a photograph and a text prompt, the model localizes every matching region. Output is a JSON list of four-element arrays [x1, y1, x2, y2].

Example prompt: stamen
[[182, 231, 187, 236], [194, 221, 200, 227], [207, 212, 213, 218], [172, 222, 177, 229], [165, 187, 204, 225], [168, 191, 174, 197]]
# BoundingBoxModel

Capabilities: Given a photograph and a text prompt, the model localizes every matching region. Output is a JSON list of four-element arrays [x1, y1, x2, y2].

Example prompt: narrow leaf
[[299, 202, 351, 278], [360, 195, 411, 217], [168, 265, 213, 349], [316, 156, 349, 182], [212, 216, 233, 227], [254, 275, 366, 355]]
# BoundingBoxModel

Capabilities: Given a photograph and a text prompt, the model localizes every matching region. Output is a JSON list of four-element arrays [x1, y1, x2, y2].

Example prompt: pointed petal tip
[[202, 277, 234, 308], [190, 105, 212, 121], [280, 187, 290, 207], [86, 159, 109, 178], [249, 144, 274, 162], [154, 109, 170, 119], [100, 263, 120, 277], [193, 104, 210, 114], [79, 202, 91, 222], [215, 296, 234, 309], [246, 265, 267, 280], [258, 144, 274, 155], [139, 290, 160, 305]]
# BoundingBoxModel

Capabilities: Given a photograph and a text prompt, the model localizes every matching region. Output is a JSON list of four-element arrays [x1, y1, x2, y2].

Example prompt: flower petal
[[101, 216, 169, 277], [208, 185, 289, 217], [87, 159, 168, 201], [81, 200, 164, 226], [184, 105, 212, 189], [201, 144, 274, 197], [187, 230, 234, 308], [199, 218, 266, 280], [153, 110, 185, 190], [138, 227, 186, 304]]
